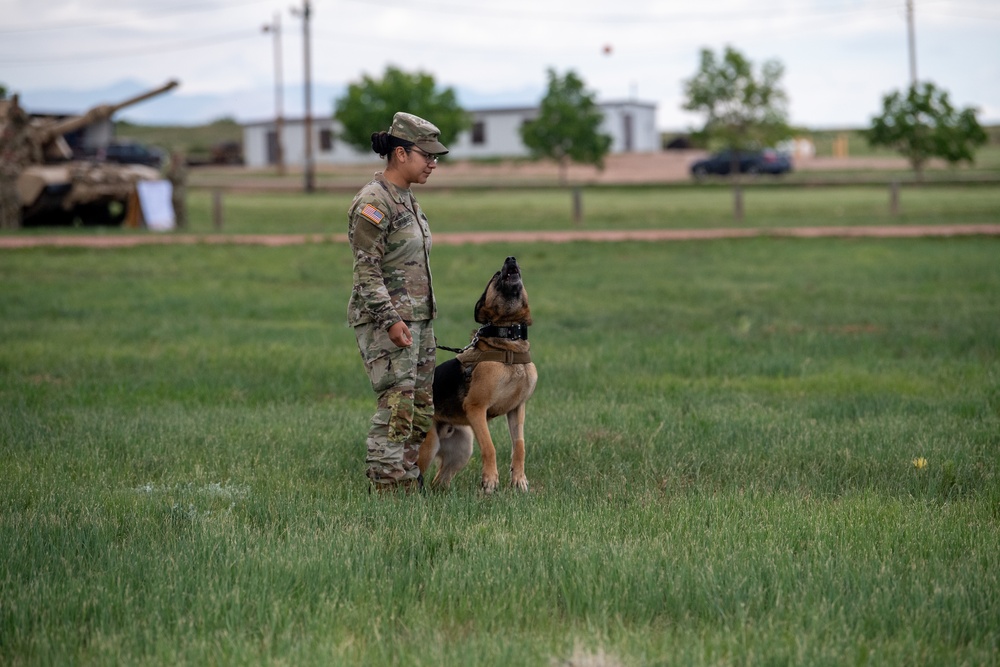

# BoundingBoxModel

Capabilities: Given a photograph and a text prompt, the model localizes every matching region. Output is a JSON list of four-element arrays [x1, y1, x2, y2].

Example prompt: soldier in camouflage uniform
[[165, 150, 189, 228], [348, 112, 449, 491], [0, 95, 36, 230]]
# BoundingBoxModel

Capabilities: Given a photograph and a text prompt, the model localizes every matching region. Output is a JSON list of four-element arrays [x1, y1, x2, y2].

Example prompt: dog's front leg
[[506, 404, 528, 491], [467, 410, 499, 493]]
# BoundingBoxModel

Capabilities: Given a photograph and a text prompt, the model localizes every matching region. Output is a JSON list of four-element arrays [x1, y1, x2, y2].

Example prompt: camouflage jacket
[[347, 172, 435, 329]]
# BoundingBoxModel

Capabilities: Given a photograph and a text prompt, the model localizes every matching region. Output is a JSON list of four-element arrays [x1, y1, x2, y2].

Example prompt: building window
[[471, 121, 486, 145], [319, 129, 333, 152]]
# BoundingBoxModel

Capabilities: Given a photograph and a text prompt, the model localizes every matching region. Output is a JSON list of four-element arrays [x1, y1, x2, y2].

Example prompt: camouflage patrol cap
[[389, 112, 449, 155]]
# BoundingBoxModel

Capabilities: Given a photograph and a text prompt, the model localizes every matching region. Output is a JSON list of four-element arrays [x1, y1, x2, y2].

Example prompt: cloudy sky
[[2, 0, 998, 130]]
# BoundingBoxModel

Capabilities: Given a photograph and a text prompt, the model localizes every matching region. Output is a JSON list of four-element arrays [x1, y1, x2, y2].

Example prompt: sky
[[2, 0, 998, 131]]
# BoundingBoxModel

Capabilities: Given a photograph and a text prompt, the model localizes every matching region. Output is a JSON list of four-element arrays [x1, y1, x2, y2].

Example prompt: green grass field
[[2, 233, 998, 665]]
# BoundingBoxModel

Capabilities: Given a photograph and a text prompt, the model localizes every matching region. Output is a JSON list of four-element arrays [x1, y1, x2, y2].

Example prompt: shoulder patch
[[360, 203, 386, 226]]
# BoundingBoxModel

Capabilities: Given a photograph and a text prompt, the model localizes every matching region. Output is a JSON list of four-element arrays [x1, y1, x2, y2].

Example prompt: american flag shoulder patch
[[360, 203, 385, 226]]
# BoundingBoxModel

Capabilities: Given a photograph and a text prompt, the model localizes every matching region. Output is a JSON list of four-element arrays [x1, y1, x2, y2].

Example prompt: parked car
[[99, 141, 165, 168], [690, 149, 792, 178]]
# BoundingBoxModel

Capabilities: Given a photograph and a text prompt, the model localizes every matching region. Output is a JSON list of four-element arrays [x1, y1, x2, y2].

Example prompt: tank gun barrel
[[40, 79, 180, 141]]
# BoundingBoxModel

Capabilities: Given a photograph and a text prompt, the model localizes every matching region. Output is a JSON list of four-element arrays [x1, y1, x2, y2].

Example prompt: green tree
[[867, 81, 987, 182], [520, 68, 612, 185], [682, 46, 790, 220], [334, 66, 469, 154]]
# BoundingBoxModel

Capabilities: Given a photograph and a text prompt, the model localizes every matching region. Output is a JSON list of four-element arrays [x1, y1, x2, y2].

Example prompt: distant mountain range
[[15, 78, 544, 127]]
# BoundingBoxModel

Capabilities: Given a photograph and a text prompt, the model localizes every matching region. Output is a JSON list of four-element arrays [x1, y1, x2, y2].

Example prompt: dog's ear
[[474, 288, 489, 323], [474, 272, 500, 324]]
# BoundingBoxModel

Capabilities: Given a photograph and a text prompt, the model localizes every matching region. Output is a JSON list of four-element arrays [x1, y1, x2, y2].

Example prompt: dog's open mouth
[[500, 256, 521, 283]]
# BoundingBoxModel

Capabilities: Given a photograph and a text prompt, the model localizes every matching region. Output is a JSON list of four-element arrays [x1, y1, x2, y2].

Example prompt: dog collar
[[478, 323, 528, 341]]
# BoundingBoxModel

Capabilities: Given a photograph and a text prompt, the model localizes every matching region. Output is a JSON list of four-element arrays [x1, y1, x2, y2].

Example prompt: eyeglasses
[[409, 146, 440, 164]]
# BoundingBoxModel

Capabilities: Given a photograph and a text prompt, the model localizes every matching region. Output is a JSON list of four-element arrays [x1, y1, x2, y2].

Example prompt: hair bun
[[371, 131, 390, 157]]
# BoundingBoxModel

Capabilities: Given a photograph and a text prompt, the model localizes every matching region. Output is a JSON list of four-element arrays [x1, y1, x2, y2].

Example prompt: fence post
[[889, 181, 900, 217], [212, 189, 224, 230], [572, 187, 583, 227]]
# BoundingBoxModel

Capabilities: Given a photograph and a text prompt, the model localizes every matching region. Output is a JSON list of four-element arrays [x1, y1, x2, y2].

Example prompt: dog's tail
[[418, 423, 473, 488]]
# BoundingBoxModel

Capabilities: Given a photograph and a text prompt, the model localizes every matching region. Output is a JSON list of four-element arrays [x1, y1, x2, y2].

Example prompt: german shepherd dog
[[418, 256, 538, 493]]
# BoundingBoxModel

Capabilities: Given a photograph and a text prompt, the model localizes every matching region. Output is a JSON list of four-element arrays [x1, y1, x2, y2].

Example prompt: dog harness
[[456, 347, 532, 366], [440, 323, 532, 366]]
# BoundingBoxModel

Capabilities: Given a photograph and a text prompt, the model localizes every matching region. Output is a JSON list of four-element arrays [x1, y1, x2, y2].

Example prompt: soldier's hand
[[388, 321, 412, 347]]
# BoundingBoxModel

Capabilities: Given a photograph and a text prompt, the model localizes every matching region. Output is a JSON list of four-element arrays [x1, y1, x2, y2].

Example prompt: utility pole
[[292, 0, 315, 192], [261, 13, 285, 175], [906, 0, 917, 87]]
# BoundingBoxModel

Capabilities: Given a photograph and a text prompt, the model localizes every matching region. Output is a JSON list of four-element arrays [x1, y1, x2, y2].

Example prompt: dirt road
[[186, 151, 923, 191]]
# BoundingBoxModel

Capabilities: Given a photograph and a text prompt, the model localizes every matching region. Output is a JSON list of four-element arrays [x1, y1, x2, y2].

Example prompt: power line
[[0, 0, 275, 35], [920, 7, 1000, 21], [0, 30, 259, 65], [337, 0, 905, 25]]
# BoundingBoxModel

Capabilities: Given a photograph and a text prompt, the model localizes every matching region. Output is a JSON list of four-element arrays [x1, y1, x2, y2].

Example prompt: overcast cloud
[[2, 0, 998, 130]]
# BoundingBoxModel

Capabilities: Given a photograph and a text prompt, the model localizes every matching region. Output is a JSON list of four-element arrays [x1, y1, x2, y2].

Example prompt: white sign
[[137, 180, 175, 231]]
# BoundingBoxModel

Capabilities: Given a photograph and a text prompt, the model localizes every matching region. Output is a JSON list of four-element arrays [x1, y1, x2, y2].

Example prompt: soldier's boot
[[369, 474, 424, 496]]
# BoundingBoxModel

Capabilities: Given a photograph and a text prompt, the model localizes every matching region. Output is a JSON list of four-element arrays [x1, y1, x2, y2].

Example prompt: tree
[[682, 46, 790, 220], [520, 69, 612, 185], [334, 66, 469, 154], [867, 81, 987, 182]]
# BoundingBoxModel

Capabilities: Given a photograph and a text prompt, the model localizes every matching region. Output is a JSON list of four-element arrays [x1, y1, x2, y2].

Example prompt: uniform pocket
[[366, 349, 399, 393], [391, 213, 415, 232], [357, 324, 400, 393]]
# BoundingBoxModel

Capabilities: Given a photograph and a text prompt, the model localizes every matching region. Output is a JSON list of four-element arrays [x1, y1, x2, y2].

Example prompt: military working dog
[[418, 256, 538, 493]]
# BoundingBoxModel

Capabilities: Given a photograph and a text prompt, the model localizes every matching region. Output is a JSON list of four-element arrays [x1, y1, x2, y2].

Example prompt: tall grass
[[2, 238, 998, 665]]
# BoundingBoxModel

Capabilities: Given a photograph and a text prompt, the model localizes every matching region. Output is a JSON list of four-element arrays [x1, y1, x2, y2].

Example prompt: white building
[[241, 100, 658, 168]]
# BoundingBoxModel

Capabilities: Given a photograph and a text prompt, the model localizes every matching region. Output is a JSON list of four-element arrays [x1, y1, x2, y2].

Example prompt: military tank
[[3, 80, 179, 226]]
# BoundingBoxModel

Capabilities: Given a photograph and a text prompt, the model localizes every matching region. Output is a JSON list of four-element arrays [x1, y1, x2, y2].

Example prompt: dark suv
[[690, 149, 792, 178], [99, 141, 165, 168]]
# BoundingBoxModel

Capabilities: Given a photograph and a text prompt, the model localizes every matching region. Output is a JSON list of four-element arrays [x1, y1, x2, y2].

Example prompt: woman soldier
[[347, 112, 448, 492]]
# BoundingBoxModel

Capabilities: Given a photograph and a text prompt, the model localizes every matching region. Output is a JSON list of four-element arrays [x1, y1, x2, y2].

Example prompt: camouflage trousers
[[354, 319, 435, 486], [171, 185, 188, 228]]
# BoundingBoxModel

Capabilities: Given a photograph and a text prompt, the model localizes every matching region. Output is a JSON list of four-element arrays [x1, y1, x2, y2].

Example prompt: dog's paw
[[511, 473, 529, 492], [481, 474, 500, 494]]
